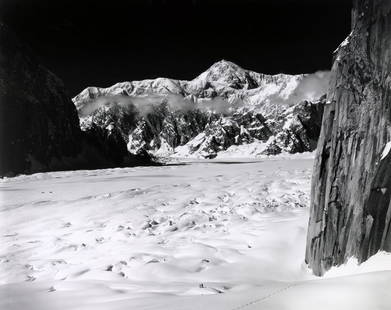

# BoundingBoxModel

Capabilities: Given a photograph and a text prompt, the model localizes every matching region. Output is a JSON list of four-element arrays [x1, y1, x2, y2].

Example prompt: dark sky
[[1, 0, 352, 96]]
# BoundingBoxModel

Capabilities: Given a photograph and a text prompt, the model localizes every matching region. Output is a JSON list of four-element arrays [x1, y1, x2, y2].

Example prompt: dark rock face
[[0, 23, 82, 175], [82, 124, 155, 168], [306, 0, 391, 276], [0, 24, 153, 176]]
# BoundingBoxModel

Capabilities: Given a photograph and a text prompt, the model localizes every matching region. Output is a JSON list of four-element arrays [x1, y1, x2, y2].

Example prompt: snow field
[[0, 158, 390, 309]]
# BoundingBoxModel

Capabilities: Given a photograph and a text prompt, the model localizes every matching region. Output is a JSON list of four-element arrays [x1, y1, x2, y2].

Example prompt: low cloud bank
[[78, 70, 330, 118], [78, 93, 240, 117], [295, 71, 330, 102]]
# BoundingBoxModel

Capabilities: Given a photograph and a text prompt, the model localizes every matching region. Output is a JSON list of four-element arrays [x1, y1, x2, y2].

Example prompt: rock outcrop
[[0, 23, 153, 176], [306, 0, 391, 276]]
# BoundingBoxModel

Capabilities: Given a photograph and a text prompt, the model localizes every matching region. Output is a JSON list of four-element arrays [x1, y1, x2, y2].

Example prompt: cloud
[[78, 93, 240, 118], [262, 70, 330, 110], [294, 70, 330, 102], [78, 94, 166, 117], [285, 71, 330, 105], [196, 97, 243, 114]]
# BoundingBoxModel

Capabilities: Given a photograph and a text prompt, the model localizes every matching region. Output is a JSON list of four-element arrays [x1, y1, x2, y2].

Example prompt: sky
[[0, 0, 352, 96]]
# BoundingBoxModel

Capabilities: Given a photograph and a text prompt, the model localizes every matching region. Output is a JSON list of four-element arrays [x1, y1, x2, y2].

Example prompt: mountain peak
[[206, 60, 247, 76], [190, 59, 256, 90], [210, 59, 242, 70]]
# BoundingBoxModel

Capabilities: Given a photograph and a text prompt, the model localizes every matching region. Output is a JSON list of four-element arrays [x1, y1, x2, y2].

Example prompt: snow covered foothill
[[0, 157, 390, 310]]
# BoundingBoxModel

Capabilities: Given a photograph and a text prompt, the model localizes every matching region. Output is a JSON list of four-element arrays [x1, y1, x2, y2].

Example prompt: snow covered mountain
[[73, 60, 329, 158]]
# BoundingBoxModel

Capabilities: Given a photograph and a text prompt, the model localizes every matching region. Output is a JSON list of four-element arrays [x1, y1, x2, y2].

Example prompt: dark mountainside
[[306, 0, 391, 276], [0, 23, 153, 177]]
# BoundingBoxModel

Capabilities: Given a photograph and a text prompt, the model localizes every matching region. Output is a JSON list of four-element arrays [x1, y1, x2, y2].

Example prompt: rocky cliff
[[306, 0, 391, 276], [0, 23, 153, 176], [74, 61, 328, 158]]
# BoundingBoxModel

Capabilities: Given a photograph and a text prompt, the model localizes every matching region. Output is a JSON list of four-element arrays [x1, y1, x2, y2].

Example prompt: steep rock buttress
[[306, 0, 391, 276]]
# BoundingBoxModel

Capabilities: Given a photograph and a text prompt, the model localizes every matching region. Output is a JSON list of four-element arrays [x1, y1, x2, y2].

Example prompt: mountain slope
[[73, 61, 328, 158], [0, 22, 82, 175], [0, 23, 154, 177]]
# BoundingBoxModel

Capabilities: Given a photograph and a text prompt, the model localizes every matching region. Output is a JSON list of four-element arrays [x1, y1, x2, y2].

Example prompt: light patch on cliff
[[381, 141, 391, 160]]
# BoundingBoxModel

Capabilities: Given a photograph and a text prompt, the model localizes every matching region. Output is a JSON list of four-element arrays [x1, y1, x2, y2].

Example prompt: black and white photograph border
[[0, 1, 390, 309]]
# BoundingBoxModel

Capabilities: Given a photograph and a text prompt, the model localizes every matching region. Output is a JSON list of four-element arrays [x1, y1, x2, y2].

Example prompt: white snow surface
[[1, 158, 390, 310], [381, 141, 391, 160]]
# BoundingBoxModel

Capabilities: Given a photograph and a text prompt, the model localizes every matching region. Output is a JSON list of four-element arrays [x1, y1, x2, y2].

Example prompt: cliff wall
[[306, 0, 391, 275]]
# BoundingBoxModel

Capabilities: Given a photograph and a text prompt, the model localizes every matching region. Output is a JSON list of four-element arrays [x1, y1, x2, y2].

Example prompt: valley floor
[[0, 158, 390, 309]]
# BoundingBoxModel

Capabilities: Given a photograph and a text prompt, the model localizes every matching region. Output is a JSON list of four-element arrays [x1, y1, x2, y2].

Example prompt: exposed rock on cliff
[[306, 0, 391, 276], [0, 24, 153, 176]]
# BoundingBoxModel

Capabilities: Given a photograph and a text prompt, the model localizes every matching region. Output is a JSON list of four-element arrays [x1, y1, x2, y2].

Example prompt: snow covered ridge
[[73, 60, 329, 159]]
